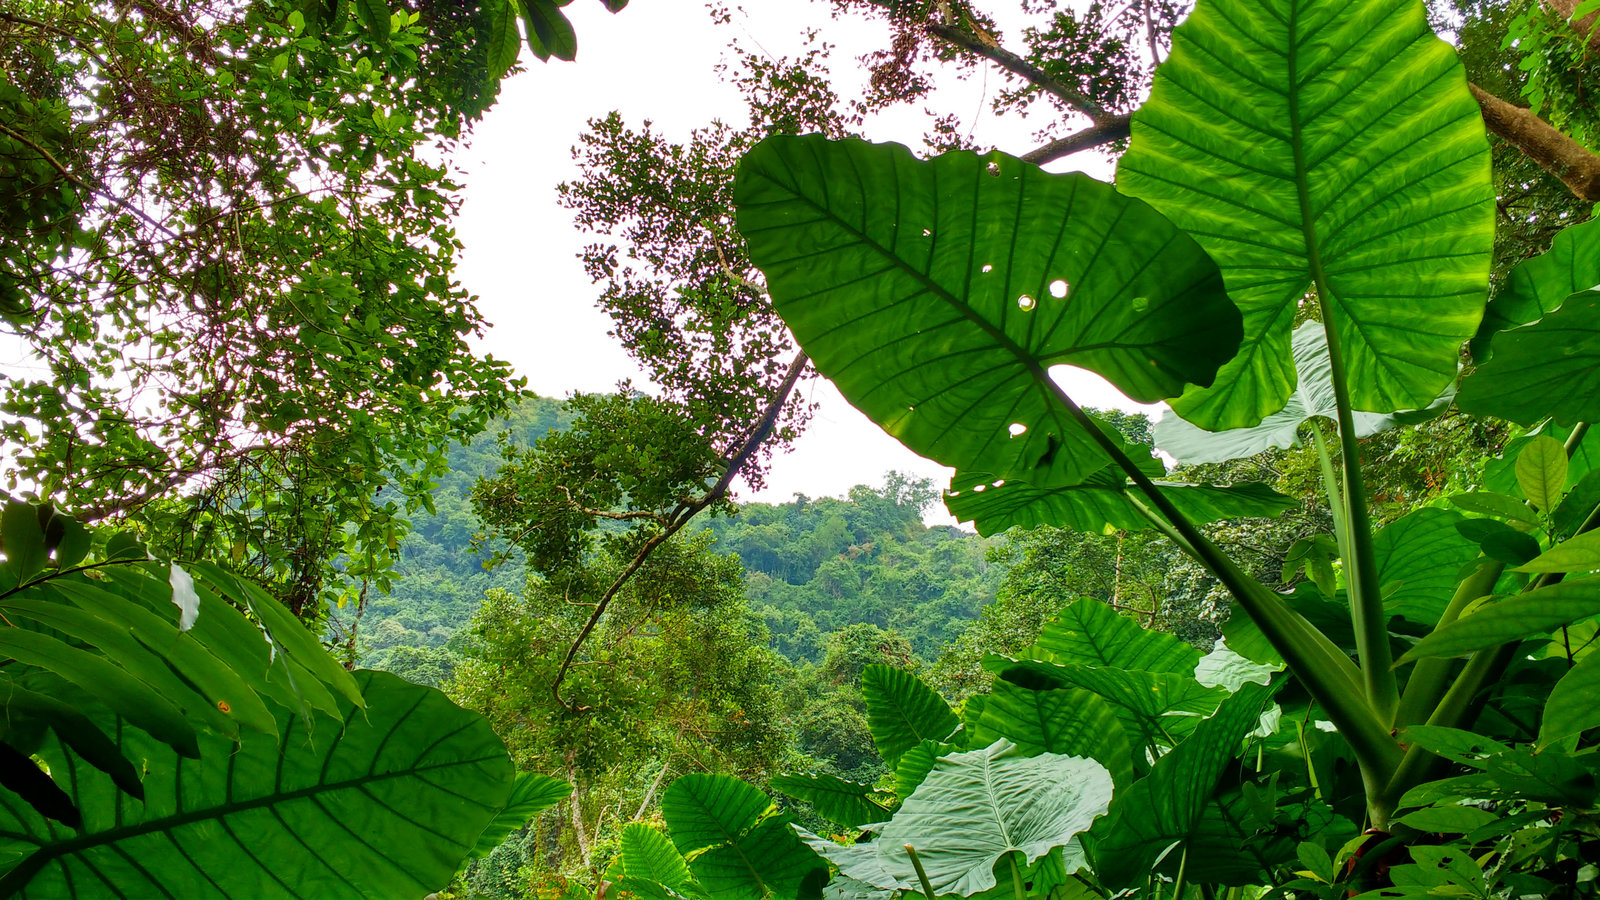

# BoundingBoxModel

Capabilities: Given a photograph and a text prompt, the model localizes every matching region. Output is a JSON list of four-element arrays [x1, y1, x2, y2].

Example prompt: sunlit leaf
[[1118, 0, 1493, 429], [735, 134, 1239, 491], [861, 665, 959, 769], [1397, 577, 1600, 661], [1459, 290, 1600, 427]]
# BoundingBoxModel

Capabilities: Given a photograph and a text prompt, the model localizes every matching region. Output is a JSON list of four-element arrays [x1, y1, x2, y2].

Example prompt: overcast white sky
[[450, 0, 1161, 521]]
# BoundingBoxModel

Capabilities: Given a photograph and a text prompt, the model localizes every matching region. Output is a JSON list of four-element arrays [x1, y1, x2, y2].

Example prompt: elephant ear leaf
[[1457, 289, 1600, 427], [874, 741, 1114, 896], [661, 773, 825, 899], [1155, 322, 1451, 464], [0, 671, 516, 899], [1117, 0, 1494, 430], [861, 665, 959, 769], [1087, 683, 1276, 889], [1474, 215, 1600, 356], [735, 135, 1239, 491]]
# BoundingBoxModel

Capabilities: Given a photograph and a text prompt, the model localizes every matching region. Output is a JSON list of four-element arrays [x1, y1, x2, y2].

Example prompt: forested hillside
[[350, 395, 1003, 676]]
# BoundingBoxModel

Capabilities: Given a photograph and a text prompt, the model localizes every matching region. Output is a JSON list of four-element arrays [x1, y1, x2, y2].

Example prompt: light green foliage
[[1118, 0, 1494, 430], [1155, 323, 1452, 465], [867, 741, 1114, 896]]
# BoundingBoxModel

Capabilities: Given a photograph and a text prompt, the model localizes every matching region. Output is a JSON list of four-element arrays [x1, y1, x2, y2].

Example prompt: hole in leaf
[[992, 479, 1005, 488], [1017, 294, 1036, 311], [973, 484, 987, 492], [1131, 296, 1149, 312], [1049, 280, 1069, 299], [986, 161, 1001, 177], [1009, 423, 1027, 437], [922, 228, 932, 237], [981, 264, 994, 274]]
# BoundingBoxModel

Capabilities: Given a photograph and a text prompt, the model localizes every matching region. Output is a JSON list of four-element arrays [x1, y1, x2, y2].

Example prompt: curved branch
[[1471, 83, 1600, 201], [550, 350, 811, 713]]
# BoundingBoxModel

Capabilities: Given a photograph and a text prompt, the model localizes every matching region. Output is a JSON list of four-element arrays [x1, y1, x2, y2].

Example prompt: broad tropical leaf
[[770, 773, 893, 828], [812, 740, 1113, 896], [616, 823, 695, 896], [1087, 683, 1276, 888], [0, 671, 516, 898], [1193, 643, 1281, 691], [1475, 215, 1600, 353], [1028, 598, 1200, 674], [1516, 528, 1600, 574], [1397, 577, 1600, 661], [483, 0, 521, 79], [893, 739, 955, 804], [464, 772, 572, 862], [1118, 0, 1494, 429], [661, 774, 824, 899], [1155, 322, 1450, 463], [1540, 650, 1600, 748], [946, 465, 1294, 537], [861, 665, 959, 768], [968, 681, 1135, 787], [1458, 290, 1600, 426], [735, 134, 1240, 491], [986, 657, 1225, 752], [1371, 508, 1482, 625]]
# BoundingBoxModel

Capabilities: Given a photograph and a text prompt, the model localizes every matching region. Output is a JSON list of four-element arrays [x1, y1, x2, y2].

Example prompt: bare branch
[[1471, 83, 1600, 202], [1021, 116, 1133, 165], [924, 21, 1112, 123], [550, 350, 811, 713]]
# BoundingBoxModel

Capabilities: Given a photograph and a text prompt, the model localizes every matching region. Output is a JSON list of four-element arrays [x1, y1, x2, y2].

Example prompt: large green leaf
[[1028, 598, 1201, 674], [661, 774, 824, 899], [986, 658, 1225, 753], [968, 681, 1135, 788], [1155, 322, 1450, 463], [735, 134, 1240, 491], [1087, 683, 1276, 888], [519, 0, 577, 62], [1540, 650, 1600, 748], [1397, 577, 1600, 662], [1458, 290, 1600, 427], [1371, 508, 1482, 626], [1117, 0, 1494, 429], [1516, 528, 1600, 574], [616, 822, 694, 896], [464, 772, 572, 862], [770, 773, 893, 828], [1484, 422, 1599, 498], [1474, 215, 1600, 354], [945, 465, 1294, 537], [0, 671, 515, 898], [861, 665, 959, 768], [1516, 435, 1570, 514], [806, 740, 1113, 897]]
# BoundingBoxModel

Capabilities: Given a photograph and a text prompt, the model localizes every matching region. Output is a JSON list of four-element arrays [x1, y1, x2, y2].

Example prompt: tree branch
[[549, 350, 810, 713], [924, 21, 1111, 122], [1470, 82, 1600, 202], [1021, 116, 1133, 165]]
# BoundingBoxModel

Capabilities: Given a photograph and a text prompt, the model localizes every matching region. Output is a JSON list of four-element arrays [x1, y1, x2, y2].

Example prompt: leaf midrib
[[6, 750, 501, 884]]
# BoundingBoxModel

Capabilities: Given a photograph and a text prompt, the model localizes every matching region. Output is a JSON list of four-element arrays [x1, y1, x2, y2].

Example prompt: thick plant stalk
[[1393, 559, 1506, 728], [1041, 376, 1404, 818]]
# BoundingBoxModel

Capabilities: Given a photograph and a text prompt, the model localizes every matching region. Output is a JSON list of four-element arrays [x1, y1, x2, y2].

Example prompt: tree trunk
[[1541, 0, 1600, 51], [565, 752, 592, 868]]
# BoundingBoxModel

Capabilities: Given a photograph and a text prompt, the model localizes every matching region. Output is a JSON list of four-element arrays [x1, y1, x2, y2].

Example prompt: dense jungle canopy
[[5, 0, 1600, 896]]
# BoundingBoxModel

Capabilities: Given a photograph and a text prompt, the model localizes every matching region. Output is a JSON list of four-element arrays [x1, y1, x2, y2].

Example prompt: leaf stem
[[1392, 559, 1504, 728], [905, 844, 937, 900], [1045, 380, 1401, 802], [1008, 851, 1026, 900]]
